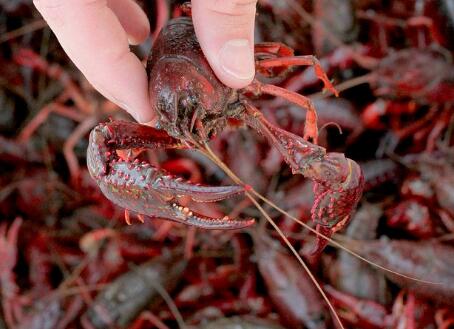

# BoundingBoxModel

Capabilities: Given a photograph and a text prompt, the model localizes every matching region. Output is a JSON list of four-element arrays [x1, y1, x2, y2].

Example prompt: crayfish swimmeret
[[87, 14, 364, 244]]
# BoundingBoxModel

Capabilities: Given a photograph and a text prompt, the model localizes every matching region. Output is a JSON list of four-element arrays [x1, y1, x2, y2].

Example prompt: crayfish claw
[[247, 109, 364, 252], [88, 121, 251, 230], [124, 209, 131, 225], [167, 202, 255, 229], [306, 157, 364, 254], [154, 176, 245, 202], [310, 157, 364, 228], [307, 225, 335, 258]]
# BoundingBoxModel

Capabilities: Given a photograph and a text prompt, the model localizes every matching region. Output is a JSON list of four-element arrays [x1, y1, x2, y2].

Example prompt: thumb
[[191, 0, 257, 89]]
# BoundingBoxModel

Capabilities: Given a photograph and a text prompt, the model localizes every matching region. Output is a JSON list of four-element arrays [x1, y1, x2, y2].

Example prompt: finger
[[107, 0, 150, 45], [33, 0, 155, 122], [192, 0, 257, 89]]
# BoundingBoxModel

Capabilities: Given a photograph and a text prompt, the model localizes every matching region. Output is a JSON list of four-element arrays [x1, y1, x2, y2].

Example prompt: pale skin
[[33, 0, 258, 123]]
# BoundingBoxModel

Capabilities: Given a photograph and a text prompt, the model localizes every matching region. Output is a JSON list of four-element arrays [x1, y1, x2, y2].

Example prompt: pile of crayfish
[[1, 1, 454, 328]]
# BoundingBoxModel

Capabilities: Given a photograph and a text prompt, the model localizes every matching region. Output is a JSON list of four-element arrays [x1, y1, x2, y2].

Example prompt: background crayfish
[[2, 0, 454, 328]]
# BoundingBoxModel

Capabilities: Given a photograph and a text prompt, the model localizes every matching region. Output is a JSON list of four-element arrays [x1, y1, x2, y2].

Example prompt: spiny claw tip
[[124, 209, 131, 225], [171, 202, 255, 229], [137, 214, 145, 223]]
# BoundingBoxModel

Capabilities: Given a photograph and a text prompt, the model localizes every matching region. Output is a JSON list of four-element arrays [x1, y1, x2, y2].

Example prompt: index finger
[[33, 0, 155, 122]]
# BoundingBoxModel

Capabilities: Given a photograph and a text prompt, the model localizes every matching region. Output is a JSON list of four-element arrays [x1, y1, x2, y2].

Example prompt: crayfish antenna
[[251, 190, 442, 285], [198, 142, 346, 329], [196, 123, 438, 286]]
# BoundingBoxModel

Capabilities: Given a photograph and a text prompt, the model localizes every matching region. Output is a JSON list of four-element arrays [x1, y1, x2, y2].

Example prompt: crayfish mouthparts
[[87, 121, 255, 229]]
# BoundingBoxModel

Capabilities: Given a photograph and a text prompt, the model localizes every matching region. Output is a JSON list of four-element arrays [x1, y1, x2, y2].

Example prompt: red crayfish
[[87, 13, 364, 241]]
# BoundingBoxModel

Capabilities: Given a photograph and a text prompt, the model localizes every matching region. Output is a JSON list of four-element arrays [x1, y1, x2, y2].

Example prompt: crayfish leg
[[0, 217, 22, 272], [0, 218, 22, 328], [124, 209, 132, 225], [256, 54, 339, 96], [137, 214, 145, 223], [245, 80, 320, 142]]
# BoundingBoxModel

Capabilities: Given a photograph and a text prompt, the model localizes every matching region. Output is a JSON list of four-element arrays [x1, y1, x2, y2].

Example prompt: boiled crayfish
[[87, 13, 364, 242]]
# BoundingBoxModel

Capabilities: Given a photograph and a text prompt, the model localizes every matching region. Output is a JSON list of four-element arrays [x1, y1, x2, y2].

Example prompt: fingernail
[[143, 117, 159, 128], [219, 39, 255, 81]]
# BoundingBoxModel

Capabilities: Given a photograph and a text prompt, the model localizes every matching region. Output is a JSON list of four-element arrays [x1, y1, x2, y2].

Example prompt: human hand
[[33, 0, 257, 123]]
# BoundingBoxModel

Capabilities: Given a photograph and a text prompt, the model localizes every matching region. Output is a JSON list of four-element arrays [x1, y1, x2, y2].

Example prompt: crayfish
[[87, 12, 364, 249]]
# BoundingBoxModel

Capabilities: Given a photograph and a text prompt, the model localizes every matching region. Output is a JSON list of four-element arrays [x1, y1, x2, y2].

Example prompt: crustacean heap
[[3, 1, 454, 328], [87, 13, 364, 250]]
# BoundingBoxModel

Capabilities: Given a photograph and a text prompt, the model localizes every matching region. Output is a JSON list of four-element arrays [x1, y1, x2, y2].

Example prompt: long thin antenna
[[198, 142, 441, 285], [252, 192, 440, 285], [249, 194, 345, 329], [151, 281, 187, 329]]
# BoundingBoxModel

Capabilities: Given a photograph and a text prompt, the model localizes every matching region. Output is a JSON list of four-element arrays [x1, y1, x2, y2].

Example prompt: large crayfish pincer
[[87, 121, 254, 229]]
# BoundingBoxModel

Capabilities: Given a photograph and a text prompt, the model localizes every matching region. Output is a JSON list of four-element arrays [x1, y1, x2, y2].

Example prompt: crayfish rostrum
[[87, 13, 364, 241]]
